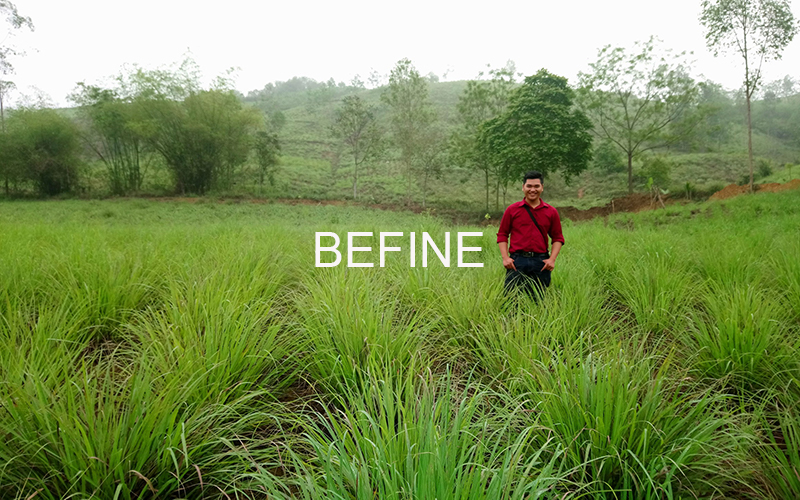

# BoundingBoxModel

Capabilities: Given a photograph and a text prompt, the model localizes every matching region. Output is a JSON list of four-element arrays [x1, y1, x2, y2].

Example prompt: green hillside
[[239, 77, 800, 211], [6, 74, 800, 212]]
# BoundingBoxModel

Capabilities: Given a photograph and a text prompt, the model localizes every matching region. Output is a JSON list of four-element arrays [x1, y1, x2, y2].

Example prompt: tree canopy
[[577, 38, 701, 193], [480, 69, 593, 189], [381, 58, 437, 206], [452, 63, 517, 210], [330, 95, 383, 200], [700, 0, 799, 190]]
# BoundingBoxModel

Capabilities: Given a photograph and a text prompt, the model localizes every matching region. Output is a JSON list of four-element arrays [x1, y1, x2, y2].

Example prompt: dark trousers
[[504, 254, 551, 298]]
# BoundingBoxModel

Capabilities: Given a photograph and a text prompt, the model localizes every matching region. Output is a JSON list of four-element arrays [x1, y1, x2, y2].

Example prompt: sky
[[4, 0, 800, 107]]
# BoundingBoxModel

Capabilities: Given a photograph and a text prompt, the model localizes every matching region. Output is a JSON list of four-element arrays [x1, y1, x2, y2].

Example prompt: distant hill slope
[[242, 79, 800, 210]]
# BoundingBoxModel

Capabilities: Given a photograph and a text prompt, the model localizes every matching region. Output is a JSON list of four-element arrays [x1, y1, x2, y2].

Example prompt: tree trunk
[[484, 169, 489, 212], [743, 29, 754, 193], [1, 92, 5, 196], [353, 157, 358, 200], [627, 151, 634, 194], [422, 169, 428, 209], [746, 92, 754, 193]]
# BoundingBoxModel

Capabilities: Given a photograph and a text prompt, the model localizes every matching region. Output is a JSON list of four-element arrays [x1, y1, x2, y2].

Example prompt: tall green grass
[[1, 192, 799, 498]]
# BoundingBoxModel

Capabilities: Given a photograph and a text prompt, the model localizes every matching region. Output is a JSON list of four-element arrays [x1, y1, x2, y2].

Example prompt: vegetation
[[700, 0, 800, 191], [578, 38, 701, 194], [330, 95, 383, 200], [381, 58, 439, 207], [1, 34, 800, 209], [480, 69, 593, 191], [451, 62, 517, 210], [1, 189, 799, 498], [0, 107, 81, 195], [0, 0, 33, 129]]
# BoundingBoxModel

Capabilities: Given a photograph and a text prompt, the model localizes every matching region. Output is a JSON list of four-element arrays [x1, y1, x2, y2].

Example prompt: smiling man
[[496, 171, 564, 297]]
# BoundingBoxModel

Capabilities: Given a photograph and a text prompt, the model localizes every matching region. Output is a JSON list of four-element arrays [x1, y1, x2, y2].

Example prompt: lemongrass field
[[1, 193, 799, 499]]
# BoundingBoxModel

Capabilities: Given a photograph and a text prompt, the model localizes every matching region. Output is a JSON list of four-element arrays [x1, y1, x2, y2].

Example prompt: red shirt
[[496, 200, 565, 254]]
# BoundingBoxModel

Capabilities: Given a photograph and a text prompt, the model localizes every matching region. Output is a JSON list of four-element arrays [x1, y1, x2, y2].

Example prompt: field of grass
[[1, 191, 799, 499]]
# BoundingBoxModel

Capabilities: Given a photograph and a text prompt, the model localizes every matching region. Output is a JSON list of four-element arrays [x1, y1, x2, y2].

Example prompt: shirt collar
[[520, 199, 549, 210]]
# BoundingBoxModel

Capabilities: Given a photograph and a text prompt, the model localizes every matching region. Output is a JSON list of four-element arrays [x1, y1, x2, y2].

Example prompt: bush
[[639, 155, 672, 189], [592, 140, 625, 173], [0, 108, 81, 196], [757, 159, 773, 179], [137, 90, 259, 195]]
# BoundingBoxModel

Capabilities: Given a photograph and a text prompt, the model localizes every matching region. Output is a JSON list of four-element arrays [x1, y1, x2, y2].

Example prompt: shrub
[[0, 108, 81, 196]]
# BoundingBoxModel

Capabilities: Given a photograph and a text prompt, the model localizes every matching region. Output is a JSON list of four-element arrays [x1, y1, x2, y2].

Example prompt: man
[[496, 171, 564, 296]]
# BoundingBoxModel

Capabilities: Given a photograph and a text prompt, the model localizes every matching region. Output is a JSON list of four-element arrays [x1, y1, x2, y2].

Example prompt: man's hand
[[503, 256, 517, 271], [541, 257, 556, 271]]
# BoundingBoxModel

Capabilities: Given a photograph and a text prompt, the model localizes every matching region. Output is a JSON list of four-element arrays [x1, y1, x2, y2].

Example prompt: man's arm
[[497, 208, 516, 271], [499, 241, 516, 271], [541, 209, 564, 271]]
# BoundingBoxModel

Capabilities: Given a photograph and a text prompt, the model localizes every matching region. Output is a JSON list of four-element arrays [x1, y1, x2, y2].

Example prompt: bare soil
[[130, 178, 800, 225], [709, 179, 800, 201]]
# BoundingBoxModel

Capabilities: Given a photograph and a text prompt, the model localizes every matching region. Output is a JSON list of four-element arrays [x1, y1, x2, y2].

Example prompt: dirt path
[[131, 178, 800, 224]]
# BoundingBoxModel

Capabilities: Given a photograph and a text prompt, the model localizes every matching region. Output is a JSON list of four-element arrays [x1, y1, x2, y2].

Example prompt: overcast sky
[[5, 0, 800, 107]]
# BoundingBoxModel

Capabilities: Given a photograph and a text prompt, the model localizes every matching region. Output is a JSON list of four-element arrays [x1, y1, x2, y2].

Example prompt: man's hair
[[523, 171, 544, 184]]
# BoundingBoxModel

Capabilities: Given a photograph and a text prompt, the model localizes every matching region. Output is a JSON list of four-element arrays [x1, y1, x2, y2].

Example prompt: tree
[[700, 0, 799, 191], [592, 140, 626, 173], [381, 58, 436, 206], [107, 59, 261, 194], [415, 126, 446, 209], [0, 0, 33, 93], [330, 95, 383, 200], [253, 129, 280, 194], [451, 62, 517, 210], [480, 69, 593, 193], [0, 1, 33, 194], [0, 108, 81, 196], [577, 38, 701, 193], [137, 89, 259, 194], [69, 83, 149, 195]]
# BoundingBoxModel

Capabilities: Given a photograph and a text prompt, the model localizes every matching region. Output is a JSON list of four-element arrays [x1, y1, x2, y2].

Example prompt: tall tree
[[0, 1, 33, 194], [0, 0, 33, 84], [577, 38, 701, 193], [480, 69, 593, 191], [415, 125, 446, 209], [451, 62, 516, 210], [330, 95, 383, 200], [69, 83, 149, 194], [381, 58, 436, 206], [253, 129, 280, 194], [0, 108, 81, 196], [0, 79, 14, 133], [700, 0, 799, 191]]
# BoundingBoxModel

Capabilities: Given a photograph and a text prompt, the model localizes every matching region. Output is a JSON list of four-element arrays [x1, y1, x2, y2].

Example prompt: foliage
[[137, 89, 260, 194], [480, 69, 593, 186], [640, 155, 673, 188], [0, 0, 33, 77], [381, 58, 437, 205], [2, 190, 800, 497], [592, 139, 625, 173], [578, 37, 701, 193], [69, 83, 149, 194], [451, 62, 517, 210], [0, 108, 81, 196], [330, 95, 383, 200], [700, 0, 799, 190], [253, 129, 281, 192]]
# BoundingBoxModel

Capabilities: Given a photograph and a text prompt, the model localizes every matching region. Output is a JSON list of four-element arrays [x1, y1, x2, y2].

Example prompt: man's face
[[523, 178, 543, 204]]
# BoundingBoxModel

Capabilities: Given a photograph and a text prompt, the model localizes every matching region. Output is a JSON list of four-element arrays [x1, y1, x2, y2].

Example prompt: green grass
[[1, 190, 799, 498]]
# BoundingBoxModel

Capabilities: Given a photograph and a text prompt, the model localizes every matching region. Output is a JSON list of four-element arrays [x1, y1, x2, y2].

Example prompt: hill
[[235, 77, 800, 211]]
